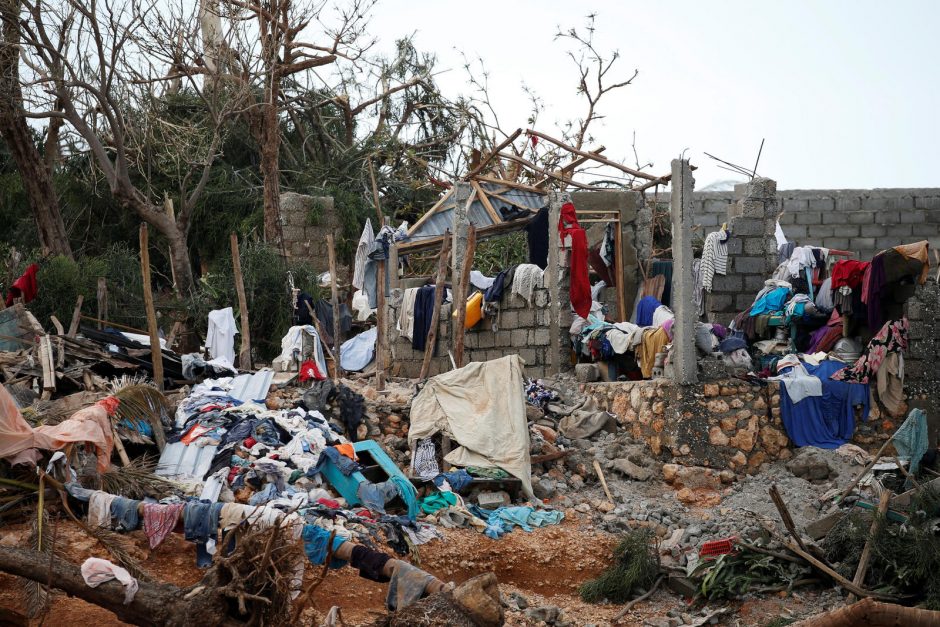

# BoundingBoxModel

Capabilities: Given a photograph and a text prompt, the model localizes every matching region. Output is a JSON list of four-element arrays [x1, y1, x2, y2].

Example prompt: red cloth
[[558, 202, 591, 318], [5, 263, 39, 306], [298, 359, 324, 382], [830, 260, 869, 289], [317, 498, 341, 509], [243, 436, 257, 448]]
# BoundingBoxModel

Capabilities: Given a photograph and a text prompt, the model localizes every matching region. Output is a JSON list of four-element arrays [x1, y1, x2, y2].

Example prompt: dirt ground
[[0, 512, 833, 627]]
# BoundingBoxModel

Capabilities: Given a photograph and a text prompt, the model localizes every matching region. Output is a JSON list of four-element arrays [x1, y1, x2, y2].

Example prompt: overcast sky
[[368, 0, 939, 191]]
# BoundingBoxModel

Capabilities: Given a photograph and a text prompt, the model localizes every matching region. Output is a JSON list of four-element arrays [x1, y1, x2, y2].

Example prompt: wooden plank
[[326, 233, 343, 381], [67, 295, 83, 337], [525, 129, 660, 181], [79, 315, 148, 335], [407, 187, 452, 237], [453, 225, 477, 368], [463, 128, 522, 179], [534, 146, 607, 188], [49, 316, 64, 335], [614, 218, 627, 322], [139, 224, 164, 392], [39, 335, 55, 397], [419, 234, 452, 379], [593, 459, 614, 504], [230, 233, 252, 370], [769, 484, 808, 553], [784, 540, 897, 601], [848, 488, 892, 603], [470, 179, 500, 224], [96, 277, 107, 330], [475, 175, 545, 194], [496, 151, 612, 191]]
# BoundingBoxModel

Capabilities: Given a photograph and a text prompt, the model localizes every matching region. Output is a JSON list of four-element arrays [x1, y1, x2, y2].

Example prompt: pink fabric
[[142, 502, 184, 549], [0, 386, 114, 472]]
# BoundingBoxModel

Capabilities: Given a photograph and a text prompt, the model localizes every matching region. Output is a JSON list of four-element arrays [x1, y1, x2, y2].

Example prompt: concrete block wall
[[279, 192, 337, 270], [386, 286, 554, 378], [654, 187, 940, 261]]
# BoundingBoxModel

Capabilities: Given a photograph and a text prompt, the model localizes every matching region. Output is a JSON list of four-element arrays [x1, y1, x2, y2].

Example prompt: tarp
[[0, 384, 114, 472], [408, 355, 535, 499]]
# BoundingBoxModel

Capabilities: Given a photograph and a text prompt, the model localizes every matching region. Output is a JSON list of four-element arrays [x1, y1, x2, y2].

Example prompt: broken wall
[[279, 192, 337, 270]]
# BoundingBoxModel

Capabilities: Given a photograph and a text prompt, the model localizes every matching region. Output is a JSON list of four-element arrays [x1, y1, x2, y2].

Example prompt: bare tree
[[11, 0, 234, 294], [0, 0, 72, 258]]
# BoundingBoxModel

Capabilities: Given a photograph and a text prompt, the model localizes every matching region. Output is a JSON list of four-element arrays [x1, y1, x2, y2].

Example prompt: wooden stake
[[453, 225, 477, 368], [139, 224, 164, 392], [111, 427, 131, 467], [230, 233, 252, 370], [769, 484, 808, 553], [419, 234, 452, 380], [39, 335, 55, 399], [848, 488, 892, 603], [96, 277, 107, 330], [593, 459, 615, 504], [367, 159, 388, 390], [836, 434, 897, 504], [784, 539, 897, 601], [49, 316, 64, 335], [67, 295, 83, 337], [326, 233, 343, 381]]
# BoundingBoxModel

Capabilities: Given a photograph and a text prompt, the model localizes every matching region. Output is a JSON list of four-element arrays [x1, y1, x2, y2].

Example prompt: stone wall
[[386, 286, 554, 379], [651, 187, 940, 262], [279, 192, 337, 271], [582, 378, 896, 473]]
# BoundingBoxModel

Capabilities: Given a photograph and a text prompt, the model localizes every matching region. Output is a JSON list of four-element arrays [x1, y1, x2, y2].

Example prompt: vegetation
[[579, 529, 661, 603]]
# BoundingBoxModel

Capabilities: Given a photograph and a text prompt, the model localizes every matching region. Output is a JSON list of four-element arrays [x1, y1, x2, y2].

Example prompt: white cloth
[[815, 277, 833, 310], [352, 219, 374, 290], [340, 327, 376, 372], [81, 557, 138, 604], [606, 321, 640, 353], [470, 271, 495, 291], [591, 280, 606, 301], [397, 287, 419, 340], [87, 491, 115, 528], [692, 259, 705, 316], [409, 355, 535, 500], [700, 230, 728, 292], [120, 332, 167, 350], [786, 246, 816, 278], [769, 360, 823, 404], [774, 221, 788, 247], [206, 307, 238, 365], [511, 264, 543, 304], [352, 289, 375, 322], [271, 325, 327, 377], [652, 305, 674, 328]]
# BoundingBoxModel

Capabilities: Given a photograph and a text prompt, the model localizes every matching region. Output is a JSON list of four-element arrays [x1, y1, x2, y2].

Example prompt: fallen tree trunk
[[793, 597, 940, 627], [0, 546, 231, 626]]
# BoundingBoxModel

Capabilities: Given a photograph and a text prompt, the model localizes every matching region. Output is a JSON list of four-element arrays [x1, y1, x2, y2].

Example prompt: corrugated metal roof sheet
[[156, 441, 217, 482], [410, 182, 546, 239], [230, 369, 274, 403]]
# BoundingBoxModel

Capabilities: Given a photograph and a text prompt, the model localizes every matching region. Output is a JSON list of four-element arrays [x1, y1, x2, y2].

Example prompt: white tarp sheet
[[408, 355, 534, 499]]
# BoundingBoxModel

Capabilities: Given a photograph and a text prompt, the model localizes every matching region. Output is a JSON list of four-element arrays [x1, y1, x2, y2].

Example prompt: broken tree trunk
[[139, 225, 165, 392], [0, 546, 229, 627], [230, 233, 251, 370], [847, 488, 892, 603], [419, 234, 452, 380], [452, 225, 477, 369], [326, 233, 343, 380]]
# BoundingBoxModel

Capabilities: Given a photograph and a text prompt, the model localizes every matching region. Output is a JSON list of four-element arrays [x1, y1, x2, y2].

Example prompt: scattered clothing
[[352, 219, 375, 290], [894, 408, 928, 474], [483, 265, 518, 304], [433, 469, 473, 492], [419, 491, 458, 514], [142, 502, 184, 549], [301, 524, 348, 568], [635, 296, 662, 327], [340, 327, 377, 372], [87, 491, 116, 528], [876, 351, 905, 417], [831, 318, 908, 384], [771, 360, 823, 404], [110, 497, 141, 532], [411, 438, 439, 480], [830, 260, 869, 289], [81, 557, 138, 604], [386, 560, 435, 611], [636, 327, 670, 379], [779, 360, 870, 449], [358, 480, 399, 514], [511, 264, 543, 304], [350, 544, 392, 582], [558, 202, 591, 318], [469, 271, 495, 291], [482, 506, 564, 539], [750, 287, 791, 316]]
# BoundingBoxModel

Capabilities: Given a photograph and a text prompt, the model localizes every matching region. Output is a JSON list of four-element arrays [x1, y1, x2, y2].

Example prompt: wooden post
[[388, 244, 400, 291], [164, 195, 179, 297], [848, 488, 892, 603], [39, 335, 55, 399], [453, 225, 477, 368], [96, 277, 108, 330], [326, 233, 343, 380], [419, 234, 452, 379], [368, 159, 388, 390], [230, 233, 252, 370], [67, 295, 83, 337], [139, 224, 164, 392]]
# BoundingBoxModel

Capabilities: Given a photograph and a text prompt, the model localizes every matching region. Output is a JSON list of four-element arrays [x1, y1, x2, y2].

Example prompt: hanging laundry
[[831, 318, 908, 384], [635, 295, 662, 327], [5, 263, 39, 306], [352, 219, 374, 290], [511, 264, 543, 304], [397, 287, 419, 340], [700, 229, 729, 292], [523, 206, 549, 269], [206, 307, 238, 366], [142, 502, 184, 549], [558, 202, 591, 318], [411, 285, 437, 352], [830, 259, 869, 289]]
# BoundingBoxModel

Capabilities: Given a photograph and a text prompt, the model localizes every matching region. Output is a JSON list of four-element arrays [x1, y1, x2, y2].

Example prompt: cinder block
[[822, 211, 848, 225], [713, 275, 742, 292], [822, 238, 850, 249], [915, 196, 940, 210], [900, 210, 926, 224], [744, 237, 768, 255], [733, 256, 767, 274], [849, 237, 876, 251], [533, 328, 551, 346], [886, 224, 913, 237], [836, 196, 862, 212], [875, 211, 899, 224], [777, 213, 796, 225], [795, 211, 822, 225], [500, 311, 518, 329], [808, 198, 834, 213], [703, 199, 732, 215], [832, 225, 860, 237], [860, 223, 883, 237], [511, 329, 528, 346], [706, 293, 733, 312], [495, 330, 512, 345], [782, 198, 808, 212], [875, 237, 899, 250], [784, 224, 808, 240], [477, 332, 495, 348], [743, 275, 765, 292], [730, 219, 765, 236], [734, 293, 754, 310], [518, 348, 537, 364], [696, 213, 721, 228], [811, 226, 835, 238], [847, 211, 875, 225], [863, 196, 898, 211], [725, 237, 743, 255]]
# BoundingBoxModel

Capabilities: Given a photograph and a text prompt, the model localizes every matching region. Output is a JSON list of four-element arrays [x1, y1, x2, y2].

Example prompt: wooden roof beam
[[525, 129, 660, 181]]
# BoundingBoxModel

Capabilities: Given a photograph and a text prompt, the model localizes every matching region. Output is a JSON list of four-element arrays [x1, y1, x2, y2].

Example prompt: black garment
[[334, 383, 365, 441], [303, 380, 336, 413], [294, 292, 316, 325], [650, 260, 673, 307], [483, 264, 519, 303], [314, 299, 352, 346], [350, 545, 392, 582], [411, 285, 437, 352], [524, 206, 549, 269], [499, 206, 530, 221]]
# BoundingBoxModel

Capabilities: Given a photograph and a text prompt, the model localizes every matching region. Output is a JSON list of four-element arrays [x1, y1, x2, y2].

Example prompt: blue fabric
[[390, 475, 420, 521], [636, 296, 662, 327], [311, 447, 362, 477], [894, 408, 928, 474], [719, 332, 747, 354], [248, 483, 279, 506], [251, 419, 282, 446], [340, 327, 377, 372], [433, 470, 473, 492], [358, 480, 399, 514], [411, 285, 437, 352], [482, 506, 565, 539], [302, 524, 348, 568], [779, 360, 869, 449], [750, 287, 791, 316], [110, 497, 141, 532]]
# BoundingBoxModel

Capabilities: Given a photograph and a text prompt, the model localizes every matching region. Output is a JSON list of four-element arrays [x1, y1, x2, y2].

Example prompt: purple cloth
[[866, 254, 886, 332], [711, 324, 728, 340]]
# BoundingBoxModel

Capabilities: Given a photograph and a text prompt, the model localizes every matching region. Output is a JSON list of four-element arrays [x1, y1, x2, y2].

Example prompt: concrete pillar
[[548, 193, 563, 375], [669, 159, 698, 385], [451, 182, 472, 276]]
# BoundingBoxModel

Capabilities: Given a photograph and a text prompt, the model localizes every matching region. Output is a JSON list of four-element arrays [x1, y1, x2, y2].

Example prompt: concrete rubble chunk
[[452, 572, 504, 627], [610, 458, 653, 481]]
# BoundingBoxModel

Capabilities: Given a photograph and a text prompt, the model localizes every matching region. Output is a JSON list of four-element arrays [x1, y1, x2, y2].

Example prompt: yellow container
[[453, 292, 484, 328]]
